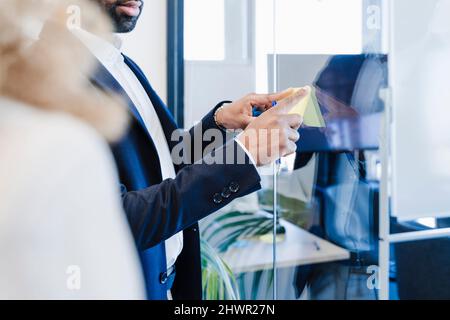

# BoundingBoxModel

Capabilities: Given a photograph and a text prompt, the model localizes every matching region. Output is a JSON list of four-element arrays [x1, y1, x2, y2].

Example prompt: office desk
[[221, 216, 350, 274]]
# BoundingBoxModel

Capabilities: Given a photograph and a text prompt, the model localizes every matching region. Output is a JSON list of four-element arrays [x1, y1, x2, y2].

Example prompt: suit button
[[119, 184, 128, 194], [221, 188, 232, 199], [213, 193, 223, 204], [160, 272, 168, 284], [229, 182, 240, 193]]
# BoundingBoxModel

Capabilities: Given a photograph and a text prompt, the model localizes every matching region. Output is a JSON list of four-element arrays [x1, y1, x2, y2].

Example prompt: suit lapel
[[123, 55, 179, 150], [91, 62, 165, 179], [91, 63, 148, 130]]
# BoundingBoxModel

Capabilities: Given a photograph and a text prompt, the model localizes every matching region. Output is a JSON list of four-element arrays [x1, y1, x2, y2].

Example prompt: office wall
[[122, 0, 168, 103], [390, 0, 450, 220], [184, 62, 255, 128], [184, 0, 255, 128]]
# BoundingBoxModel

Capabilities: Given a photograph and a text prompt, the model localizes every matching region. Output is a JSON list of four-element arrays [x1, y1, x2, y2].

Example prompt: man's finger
[[277, 86, 310, 114], [269, 88, 296, 102], [286, 114, 303, 130], [285, 140, 298, 156], [250, 87, 304, 111], [250, 88, 299, 111], [248, 94, 273, 109], [287, 128, 301, 142]]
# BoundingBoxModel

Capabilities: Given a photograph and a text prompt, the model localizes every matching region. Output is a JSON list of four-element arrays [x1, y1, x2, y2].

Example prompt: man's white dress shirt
[[73, 28, 183, 270]]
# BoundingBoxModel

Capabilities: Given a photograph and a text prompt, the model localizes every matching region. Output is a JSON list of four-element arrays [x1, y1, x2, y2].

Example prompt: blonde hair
[[0, 0, 128, 142]]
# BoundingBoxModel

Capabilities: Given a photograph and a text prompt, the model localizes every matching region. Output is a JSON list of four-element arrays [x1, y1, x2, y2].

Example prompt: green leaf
[[201, 238, 239, 300]]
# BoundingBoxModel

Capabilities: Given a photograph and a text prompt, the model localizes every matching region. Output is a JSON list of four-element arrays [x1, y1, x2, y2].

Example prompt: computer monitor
[[271, 54, 388, 152]]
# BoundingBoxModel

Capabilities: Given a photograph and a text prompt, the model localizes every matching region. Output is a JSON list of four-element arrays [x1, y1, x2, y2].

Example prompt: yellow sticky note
[[287, 87, 326, 128]]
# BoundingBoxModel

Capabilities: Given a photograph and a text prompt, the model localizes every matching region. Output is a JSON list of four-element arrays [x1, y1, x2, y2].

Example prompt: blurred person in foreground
[[67, 0, 305, 299], [0, 0, 145, 299]]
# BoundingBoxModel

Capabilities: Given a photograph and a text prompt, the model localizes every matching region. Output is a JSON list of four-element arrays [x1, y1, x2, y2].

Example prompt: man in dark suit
[[80, 0, 304, 299]]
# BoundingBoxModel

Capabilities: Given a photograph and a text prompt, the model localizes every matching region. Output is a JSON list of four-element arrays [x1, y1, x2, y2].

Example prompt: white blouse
[[0, 97, 145, 299]]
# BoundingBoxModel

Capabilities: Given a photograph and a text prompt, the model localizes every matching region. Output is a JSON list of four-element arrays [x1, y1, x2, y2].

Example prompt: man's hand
[[215, 90, 294, 130], [238, 87, 309, 167]]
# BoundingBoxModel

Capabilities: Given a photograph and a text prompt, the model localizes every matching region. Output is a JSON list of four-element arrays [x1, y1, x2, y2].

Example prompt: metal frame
[[271, 0, 279, 301], [167, 0, 185, 127], [363, 0, 384, 53]]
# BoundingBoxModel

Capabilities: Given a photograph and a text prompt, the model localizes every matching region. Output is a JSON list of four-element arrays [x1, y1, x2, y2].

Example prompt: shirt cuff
[[234, 134, 257, 168]]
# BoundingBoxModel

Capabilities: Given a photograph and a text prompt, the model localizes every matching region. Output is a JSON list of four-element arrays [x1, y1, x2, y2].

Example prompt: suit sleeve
[[122, 139, 261, 251], [185, 101, 237, 164]]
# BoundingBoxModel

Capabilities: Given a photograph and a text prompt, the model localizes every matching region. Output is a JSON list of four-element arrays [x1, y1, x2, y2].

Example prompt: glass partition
[[184, 0, 388, 300], [272, 0, 387, 300], [185, 0, 278, 300]]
